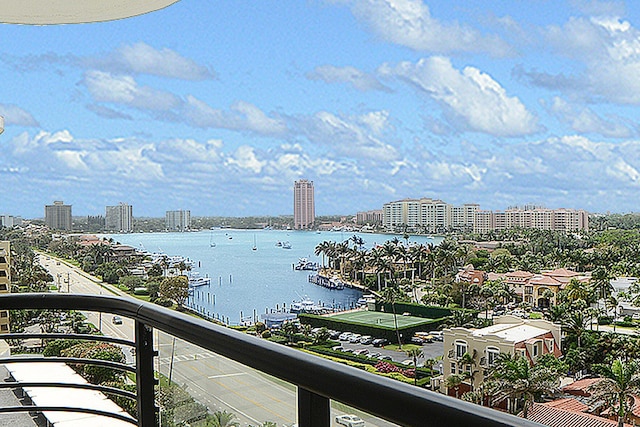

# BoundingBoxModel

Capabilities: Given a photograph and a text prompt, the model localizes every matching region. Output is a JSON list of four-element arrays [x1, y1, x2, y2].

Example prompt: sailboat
[[209, 230, 216, 248], [252, 234, 257, 251]]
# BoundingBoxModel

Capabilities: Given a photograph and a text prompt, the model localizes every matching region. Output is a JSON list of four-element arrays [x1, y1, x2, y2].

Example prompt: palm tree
[[406, 347, 424, 386], [459, 350, 479, 391], [380, 284, 404, 349], [487, 353, 563, 418], [591, 266, 615, 300], [564, 309, 590, 348], [445, 373, 465, 398], [588, 359, 640, 427], [208, 410, 240, 427]]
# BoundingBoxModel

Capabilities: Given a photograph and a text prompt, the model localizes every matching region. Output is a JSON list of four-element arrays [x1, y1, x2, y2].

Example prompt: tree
[[405, 347, 423, 386], [206, 410, 240, 427], [159, 275, 189, 310], [445, 373, 465, 398], [487, 353, 564, 418], [380, 284, 404, 349], [589, 359, 640, 427]]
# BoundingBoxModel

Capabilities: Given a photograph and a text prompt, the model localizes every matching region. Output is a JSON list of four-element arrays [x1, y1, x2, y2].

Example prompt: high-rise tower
[[294, 179, 315, 230], [45, 201, 72, 230]]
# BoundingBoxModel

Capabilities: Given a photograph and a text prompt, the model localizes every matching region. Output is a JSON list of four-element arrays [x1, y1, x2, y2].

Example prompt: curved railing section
[[0, 293, 545, 427]]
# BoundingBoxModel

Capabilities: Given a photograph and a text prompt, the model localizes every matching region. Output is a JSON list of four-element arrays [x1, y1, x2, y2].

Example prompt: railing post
[[298, 387, 329, 427], [135, 320, 157, 426]]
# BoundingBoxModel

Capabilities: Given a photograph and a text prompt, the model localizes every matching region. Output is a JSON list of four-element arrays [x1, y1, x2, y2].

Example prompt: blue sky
[[2, 0, 640, 218]]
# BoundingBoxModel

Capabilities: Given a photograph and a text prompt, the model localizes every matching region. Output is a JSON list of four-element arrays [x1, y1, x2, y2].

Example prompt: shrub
[[261, 330, 272, 339]]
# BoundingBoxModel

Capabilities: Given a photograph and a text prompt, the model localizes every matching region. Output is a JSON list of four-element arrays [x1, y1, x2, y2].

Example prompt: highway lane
[[37, 253, 399, 426]]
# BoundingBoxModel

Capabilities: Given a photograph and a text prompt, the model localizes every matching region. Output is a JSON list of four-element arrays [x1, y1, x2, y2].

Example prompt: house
[[438, 315, 561, 396]]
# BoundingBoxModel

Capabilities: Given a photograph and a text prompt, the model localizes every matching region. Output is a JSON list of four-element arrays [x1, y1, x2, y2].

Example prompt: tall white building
[[166, 210, 191, 231], [294, 179, 315, 230], [105, 202, 133, 232], [382, 198, 478, 232]]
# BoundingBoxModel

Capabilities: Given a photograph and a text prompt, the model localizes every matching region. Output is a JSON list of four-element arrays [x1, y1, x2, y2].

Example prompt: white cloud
[[332, 0, 511, 56], [0, 104, 39, 127], [107, 42, 216, 80], [541, 16, 640, 104], [84, 71, 181, 111], [226, 146, 266, 174], [547, 96, 634, 138], [381, 57, 540, 137], [307, 65, 391, 92], [296, 110, 399, 161]]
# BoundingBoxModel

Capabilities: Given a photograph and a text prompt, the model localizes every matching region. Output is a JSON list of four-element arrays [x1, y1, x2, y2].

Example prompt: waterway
[[107, 229, 444, 325]]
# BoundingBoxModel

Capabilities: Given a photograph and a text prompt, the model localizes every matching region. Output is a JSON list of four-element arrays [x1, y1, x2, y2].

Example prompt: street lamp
[[0, 0, 180, 25]]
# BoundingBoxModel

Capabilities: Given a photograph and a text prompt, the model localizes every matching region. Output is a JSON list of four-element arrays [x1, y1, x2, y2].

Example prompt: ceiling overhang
[[1, 0, 180, 24]]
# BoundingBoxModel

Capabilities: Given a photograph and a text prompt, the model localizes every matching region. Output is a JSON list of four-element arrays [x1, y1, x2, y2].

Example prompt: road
[[37, 253, 400, 426]]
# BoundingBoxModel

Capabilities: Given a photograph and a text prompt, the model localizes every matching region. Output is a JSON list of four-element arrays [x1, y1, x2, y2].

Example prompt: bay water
[[108, 229, 444, 325]]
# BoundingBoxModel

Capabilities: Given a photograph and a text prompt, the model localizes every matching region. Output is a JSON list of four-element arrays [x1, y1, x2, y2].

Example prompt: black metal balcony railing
[[0, 294, 545, 427]]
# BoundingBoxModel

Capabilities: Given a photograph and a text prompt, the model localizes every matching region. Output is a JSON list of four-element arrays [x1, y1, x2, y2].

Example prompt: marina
[[108, 229, 443, 325]]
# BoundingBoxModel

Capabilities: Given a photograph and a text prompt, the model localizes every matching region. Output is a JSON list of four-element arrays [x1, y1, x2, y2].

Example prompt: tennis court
[[329, 310, 433, 328]]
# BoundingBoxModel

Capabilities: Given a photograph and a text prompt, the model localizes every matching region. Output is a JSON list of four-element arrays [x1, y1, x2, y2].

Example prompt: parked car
[[377, 355, 392, 361], [353, 349, 369, 356], [372, 338, 388, 347], [112, 316, 123, 325], [339, 332, 353, 341], [349, 334, 362, 343], [328, 330, 341, 339], [428, 331, 443, 341], [368, 352, 381, 359], [332, 345, 344, 352], [335, 414, 365, 427], [359, 335, 373, 345]]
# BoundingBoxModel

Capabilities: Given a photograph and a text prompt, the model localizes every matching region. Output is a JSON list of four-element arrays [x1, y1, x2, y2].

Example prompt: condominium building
[[105, 202, 133, 232], [473, 207, 589, 234], [382, 198, 478, 232], [45, 201, 72, 230], [166, 210, 191, 231], [293, 179, 315, 230], [438, 316, 561, 396], [0, 215, 22, 228], [0, 241, 10, 333], [356, 210, 383, 225]]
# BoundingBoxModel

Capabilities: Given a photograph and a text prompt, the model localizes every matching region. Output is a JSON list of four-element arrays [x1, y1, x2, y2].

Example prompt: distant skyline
[[2, 1, 640, 218]]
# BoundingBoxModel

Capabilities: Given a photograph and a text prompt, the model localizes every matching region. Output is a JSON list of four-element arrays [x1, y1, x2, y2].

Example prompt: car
[[332, 345, 344, 352], [335, 414, 365, 427], [112, 315, 123, 325], [428, 331, 444, 341], [349, 334, 362, 343], [328, 330, 341, 339], [368, 352, 381, 359], [359, 335, 373, 345], [372, 338, 388, 347], [633, 313, 640, 320], [410, 336, 426, 344], [338, 332, 352, 341], [377, 355, 392, 361], [353, 349, 369, 356]]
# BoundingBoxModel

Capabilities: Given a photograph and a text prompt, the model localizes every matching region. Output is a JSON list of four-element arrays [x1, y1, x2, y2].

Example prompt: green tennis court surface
[[329, 311, 433, 328]]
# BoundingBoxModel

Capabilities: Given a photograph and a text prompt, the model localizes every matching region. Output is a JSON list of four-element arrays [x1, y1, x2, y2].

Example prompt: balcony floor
[[0, 365, 39, 426]]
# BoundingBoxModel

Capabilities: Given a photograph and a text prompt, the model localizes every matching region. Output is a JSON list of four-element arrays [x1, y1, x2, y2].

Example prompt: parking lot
[[331, 335, 444, 369]]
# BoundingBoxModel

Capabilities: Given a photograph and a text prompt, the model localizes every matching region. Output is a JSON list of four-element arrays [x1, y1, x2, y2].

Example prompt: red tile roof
[[528, 402, 632, 427], [562, 378, 602, 396]]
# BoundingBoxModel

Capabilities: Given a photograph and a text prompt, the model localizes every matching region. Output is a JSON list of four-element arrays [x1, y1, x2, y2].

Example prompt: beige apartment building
[[0, 241, 10, 333], [293, 179, 315, 230], [105, 202, 134, 232], [474, 207, 589, 234], [438, 316, 561, 396]]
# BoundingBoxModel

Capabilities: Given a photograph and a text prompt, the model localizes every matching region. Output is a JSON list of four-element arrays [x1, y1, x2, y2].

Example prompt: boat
[[188, 272, 211, 287], [275, 241, 282, 247], [282, 241, 292, 249], [252, 234, 257, 251], [289, 297, 329, 314], [209, 230, 216, 248], [294, 257, 318, 271]]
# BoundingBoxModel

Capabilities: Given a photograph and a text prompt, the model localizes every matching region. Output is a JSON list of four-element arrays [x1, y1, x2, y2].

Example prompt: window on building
[[0, 271, 6, 277], [546, 339, 554, 353], [450, 362, 456, 374], [0, 311, 7, 318], [486, 347, 500, 366], [0, 257, 6, 263], [532, 343, 539, 357], [0, 324, 7, 331], [455, 341, 467, 359], [0, 284, 6, 291]]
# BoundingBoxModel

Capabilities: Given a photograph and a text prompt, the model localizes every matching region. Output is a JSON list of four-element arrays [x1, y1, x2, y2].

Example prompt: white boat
[[289, 297, 327, 314], [294, 257, 318, 271], [282, 241, 292, 249], [188, 272, 211, 287]]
